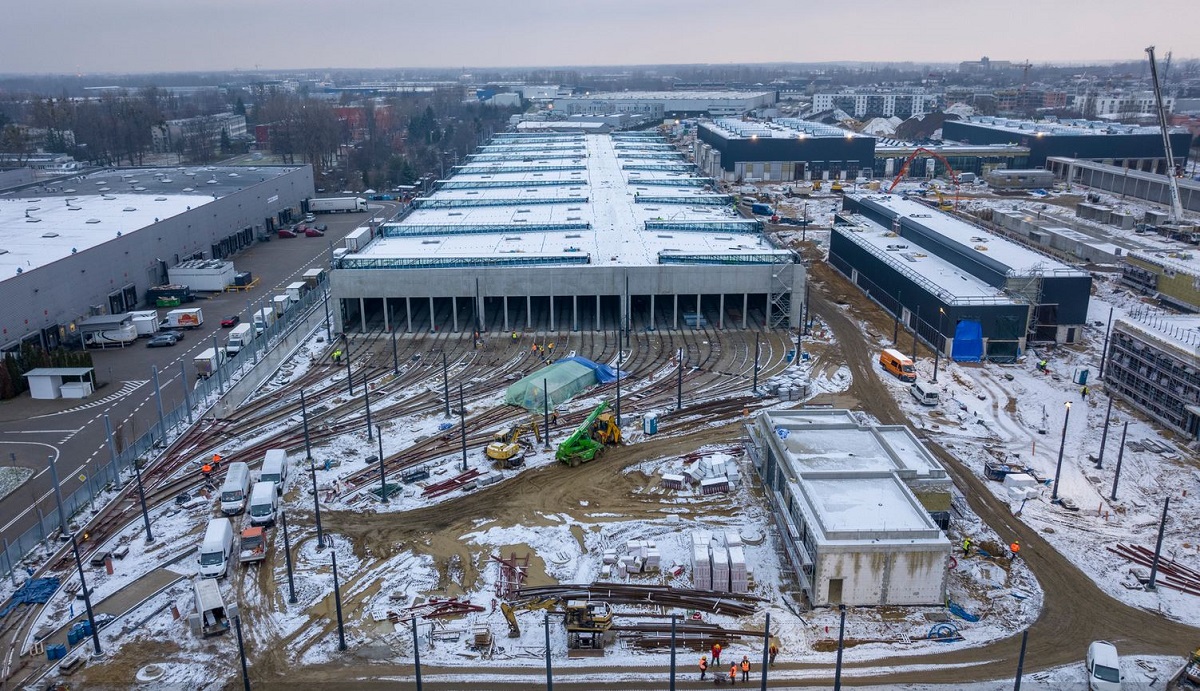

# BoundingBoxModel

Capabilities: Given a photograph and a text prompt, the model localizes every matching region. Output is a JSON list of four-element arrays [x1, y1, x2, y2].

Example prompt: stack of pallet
[[710, 542, 729, 592], [726, 531, 748, 594], [692, 532, 712, 590]]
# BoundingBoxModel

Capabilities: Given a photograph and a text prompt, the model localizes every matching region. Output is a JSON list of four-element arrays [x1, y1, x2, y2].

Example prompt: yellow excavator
[[486, 418, 542, 468], [499, 596, 559, 637], [500, 598, 612, 650]]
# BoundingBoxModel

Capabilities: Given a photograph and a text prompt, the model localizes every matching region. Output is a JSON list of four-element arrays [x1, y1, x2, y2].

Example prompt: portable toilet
[[643, 413, 658, 435]]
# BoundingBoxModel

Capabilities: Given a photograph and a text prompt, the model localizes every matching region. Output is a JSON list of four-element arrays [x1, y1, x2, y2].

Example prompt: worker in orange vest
[[769, 643, 778, 665], [698, 656, 707, 680], [212, 453, 222, 470], [201, 463, 212, 480], [729, 662, 737, 683], [740, 655, 751, 682], [1010, 540, 1021, 562]]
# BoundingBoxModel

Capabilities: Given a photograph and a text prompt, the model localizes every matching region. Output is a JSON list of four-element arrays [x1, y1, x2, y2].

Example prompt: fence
[[0, 283, 330, 583]]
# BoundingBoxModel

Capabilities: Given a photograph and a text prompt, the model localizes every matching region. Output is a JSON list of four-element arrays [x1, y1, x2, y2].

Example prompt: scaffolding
[[645, 220, 763, 233], [381, 222, 591, 238], [412, 197, 586, 210], [769, 263, 794, 330], [635, 195, 732, 206]]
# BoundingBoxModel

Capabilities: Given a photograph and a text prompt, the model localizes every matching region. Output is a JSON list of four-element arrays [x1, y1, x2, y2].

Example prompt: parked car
[[314, 223, 328, 231], [304, 227, 325, 237], [277, 228, 297, 238], [147, 333, 178, 348], [1086, 641, 1123, 691], [304, 213, 315, 222], [220, 315, 240, 328]]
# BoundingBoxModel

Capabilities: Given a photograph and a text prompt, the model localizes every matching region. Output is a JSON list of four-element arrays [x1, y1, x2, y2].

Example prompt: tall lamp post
[[932, 307, 946, 383], [1050, 401, 1072, 503]]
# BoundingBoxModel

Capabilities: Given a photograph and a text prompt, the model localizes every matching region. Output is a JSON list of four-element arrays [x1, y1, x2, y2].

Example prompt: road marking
[[2, 429, 81, 434], [31, 380, 149, 418]]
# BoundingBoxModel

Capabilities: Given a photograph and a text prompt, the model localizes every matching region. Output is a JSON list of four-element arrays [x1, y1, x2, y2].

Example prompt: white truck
[[194, 348, 226, 379], [272, 295, 290, 317], [252, 307, 275, 335], [128, 310, 161, 337], [285, 281, 308, 304], [161, 307, 204, 330], [188, 577, 230, 637], [309, 196, 366, 213], [225, 323, 254, 356]]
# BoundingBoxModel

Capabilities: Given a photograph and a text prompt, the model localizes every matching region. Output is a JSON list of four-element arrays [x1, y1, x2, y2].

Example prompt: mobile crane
[[1146, 45, 1188, 228]]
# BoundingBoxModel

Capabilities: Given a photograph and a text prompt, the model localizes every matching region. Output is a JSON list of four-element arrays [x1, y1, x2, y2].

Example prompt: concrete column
[[649, 294, 655, 331], [359, 297, 366, 332], [383, 297, 390, 332], [572, 295, 578, 331], [742, 293, 748, 329], [429, 296, 435, 332], [549, 295, 555, 331], [452, 296, 459, 333], [695, 293, 701, 329], [765, 291, 772, 327], [503, 296, 509, 332], [478, 293, 486, 332], [673, 294, 679, 330], [719, 294, 725, 329], [405, 297, 412, 333], [619, 295, 626, 335], [526, 295, 532, 330], [595, 294, 601, 331]]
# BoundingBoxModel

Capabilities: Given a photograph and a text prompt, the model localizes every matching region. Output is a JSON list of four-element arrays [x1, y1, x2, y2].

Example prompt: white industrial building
[[746, 409, 952, 607], [552, 91, 776, 119], [330, 131, 804, 334]]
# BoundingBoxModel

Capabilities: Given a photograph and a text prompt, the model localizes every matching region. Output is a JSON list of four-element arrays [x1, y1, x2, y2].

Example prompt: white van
[[197, 517, 234, 579], [219, 462, 251, 515], [910, 381, 941, 406], [259, 449, 289, 495], [1086, 640, 1123, 690], [247, 481, 278, 526]]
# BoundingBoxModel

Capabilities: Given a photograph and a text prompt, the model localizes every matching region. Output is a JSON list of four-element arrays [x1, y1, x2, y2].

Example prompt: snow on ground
[[0, 466, 33, 502]]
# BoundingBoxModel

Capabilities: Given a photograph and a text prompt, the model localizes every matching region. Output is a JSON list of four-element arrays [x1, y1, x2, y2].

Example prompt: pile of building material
[[692, 531, 750, 594], [1002, 472, 1040, 500], [668, 455, 739, 494], [514, 583, 761, 615], [766, 372, 810, 401], [602, 540, 661, 578]]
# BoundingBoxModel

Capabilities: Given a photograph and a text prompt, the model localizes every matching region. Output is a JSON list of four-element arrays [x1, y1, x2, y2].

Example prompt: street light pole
[[1095, 396, 1114, 469], [281, 509, 297, 604], [1051, 402, 1072, 503], [300, 389, 325, 549], [932, 308, 945, 383], [69, 532, 102, 656]]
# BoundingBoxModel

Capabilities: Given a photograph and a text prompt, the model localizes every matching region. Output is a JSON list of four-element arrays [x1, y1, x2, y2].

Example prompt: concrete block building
[[833, 194, 1092, 361], [943, 117, 1193, 170], [746, 409, 952, 607], [0, 165, 312, 351], [330, 131, 804, 334], [553, 91, 776, 119], [695, 118, 875, 183]]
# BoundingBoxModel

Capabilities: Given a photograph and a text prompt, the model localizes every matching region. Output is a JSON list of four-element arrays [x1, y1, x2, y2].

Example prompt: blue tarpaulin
[[952, 320, 983, 362], [557, 356, 623, 384], [0, 577, 61, 618]]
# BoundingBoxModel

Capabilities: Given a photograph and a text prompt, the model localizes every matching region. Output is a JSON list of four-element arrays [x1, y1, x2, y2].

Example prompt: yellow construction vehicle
[[500, 596, 559, 637], [830, 179, 844, 194], [485, 418, 542, 468], [564, 600, 613, 650], [812, 179, 823, 191]]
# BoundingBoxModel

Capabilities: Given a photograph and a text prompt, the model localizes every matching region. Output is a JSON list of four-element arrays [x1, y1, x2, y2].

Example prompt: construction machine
[[830, 179, 844, 194], [1146, 46, 1190, 233], [500, 596, 559, 638], [555, 402, 621, 466], [486, 418, 542, 468], [564, 600, 613, 650]]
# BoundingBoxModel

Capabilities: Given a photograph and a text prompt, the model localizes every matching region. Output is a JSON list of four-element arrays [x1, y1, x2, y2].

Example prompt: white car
[[1086, 640, 1123, 691]]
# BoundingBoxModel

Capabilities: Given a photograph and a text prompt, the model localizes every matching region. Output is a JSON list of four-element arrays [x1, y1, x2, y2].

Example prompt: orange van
[[879, 348, 916, 382]]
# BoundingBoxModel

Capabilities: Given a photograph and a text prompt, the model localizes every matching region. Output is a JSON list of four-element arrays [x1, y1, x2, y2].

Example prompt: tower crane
[[1145, 45, 1186, 226]]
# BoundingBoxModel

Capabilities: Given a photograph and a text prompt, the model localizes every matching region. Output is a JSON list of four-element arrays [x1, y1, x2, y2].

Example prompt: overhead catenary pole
[[47, 453, 68, 538], [1098, 306, 1114, 379], [892, 290, 901, 345], [363, 382, 373, 442], [151, 365, 166, 441], [442, 352, 450, 418], [669, 614, 677, 691], [69, 532, 102, 656], [132, 443, 153, 544], [676, 348, 683, 410], [103, 414, 122, 489], [833, 604, 847, 691], [344, 338, 354, 395], [411, 615, 423, 691], [760, 611, 771, 691], [459, 383, 468, 473], [932, 308, 945, 383], [1146, 496, 1171, 591], [544, 611, 554, 691], [281, 508, 297, 604], [1013, 629, 1029, 691], [300, 389, 325, 549], [1050, 401, 1072, 503], [391, 327, 399, 375], [180, 361, 193, 424], [332, 550, 347, 651], [753, 333, 760, 394], [377, 433, 388, 501], [212, 335, 225, 394], [233, 610, 251, 691], [1111, 421, 1129, 501], [1095, 396, 1114, 468]]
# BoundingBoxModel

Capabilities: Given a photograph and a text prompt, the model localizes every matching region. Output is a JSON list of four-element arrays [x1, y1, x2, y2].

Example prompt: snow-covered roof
[[0, 193, 212, 278], [834, 215, 1018, 304], [1127, 249, 1200, 279], [1115, 312, 1200, 356], [770, 410, 947, 481], [701, 117, 867, 141], [957, 116, 1185, 137], [848, 194, 1086, 277], [565, 91, 773, 102], [798, 475, 940, 536], [353, 133, 787, 269]]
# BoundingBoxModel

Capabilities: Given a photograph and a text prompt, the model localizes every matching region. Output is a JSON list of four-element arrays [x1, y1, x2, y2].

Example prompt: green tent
[[504, 360, 598, 413]]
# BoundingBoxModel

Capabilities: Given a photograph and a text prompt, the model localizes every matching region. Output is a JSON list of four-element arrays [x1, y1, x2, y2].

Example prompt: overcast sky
[[2, 0, 1197, 74]]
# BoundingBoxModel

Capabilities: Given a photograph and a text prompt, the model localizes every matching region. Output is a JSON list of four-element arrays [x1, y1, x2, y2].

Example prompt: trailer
[[285, 282, 309, 304], [168, 260, 237, 293], [272, 295, 290, 317], [161, 308, 204, 330], [194, 348, 226, 379], [78, 314, 138, 348], [344, 227, 372, 252], [225, 323, 254, 356], [238, 527, 268, 565], [308, 197, 367, 213], [252, 307, 275, 335], [302, 268, 327, 289], [187, 578, 230, 637], [128, 310, 160, 337]]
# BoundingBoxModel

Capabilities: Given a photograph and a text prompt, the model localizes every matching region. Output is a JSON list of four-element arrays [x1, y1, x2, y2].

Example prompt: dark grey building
[[696, 118, 875, 183], [0, 165, 313, 350], [943, 117, 1194, 170]]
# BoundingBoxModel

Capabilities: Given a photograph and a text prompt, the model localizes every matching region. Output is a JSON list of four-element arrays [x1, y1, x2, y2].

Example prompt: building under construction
[[833, 194, 1092, 361], [330, 131, 804, 334], [1105, 309, 1200, 440]]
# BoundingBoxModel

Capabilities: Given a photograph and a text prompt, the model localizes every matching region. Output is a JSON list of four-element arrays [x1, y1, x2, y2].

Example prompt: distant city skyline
[[1, 0, 1197, 75]]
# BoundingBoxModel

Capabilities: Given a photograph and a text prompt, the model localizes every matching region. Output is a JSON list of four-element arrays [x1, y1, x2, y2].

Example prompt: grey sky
[[2, 0, 1197, 74]]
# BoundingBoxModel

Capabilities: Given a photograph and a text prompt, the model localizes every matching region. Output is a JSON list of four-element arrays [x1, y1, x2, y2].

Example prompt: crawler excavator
[[485, 418, 542, 468]]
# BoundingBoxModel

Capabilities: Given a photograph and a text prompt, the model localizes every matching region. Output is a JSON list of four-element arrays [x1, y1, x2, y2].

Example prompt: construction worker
[[531, 343, 537, 353], [1010, 540, 1021, 562], [551, 410, 559, 427], [962, 537, 972, 557], [547, 342, 555, 352], [729, 662, 738, 684], [711, 642, 722, 666], [511, 331, 518, 341], [769, 643, 778, 666], [211, 454, 222, 470], [699, 656, 708, 680], [1081, 385, 1090, 399], [740, 655, 751, 682], [201, 462, 212, 480], [332, 349, 342, 363]]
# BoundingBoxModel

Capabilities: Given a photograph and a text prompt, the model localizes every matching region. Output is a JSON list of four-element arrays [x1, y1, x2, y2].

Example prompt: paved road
[[0, 202, 398, 562]]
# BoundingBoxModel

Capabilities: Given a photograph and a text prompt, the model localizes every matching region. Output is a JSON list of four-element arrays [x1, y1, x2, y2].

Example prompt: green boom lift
[[555, 402, 621, 466]]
